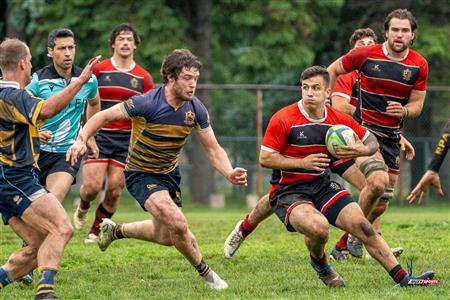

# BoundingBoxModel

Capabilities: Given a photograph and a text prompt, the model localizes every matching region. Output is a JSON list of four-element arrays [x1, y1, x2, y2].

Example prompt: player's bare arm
[[400, 134, 415, 160], [386, 91, 426, 119], [85, 94, 101, 158], [331, 94, 356, 116], [38, 55, 100, 120], [259, 150, 330, 172], [326, 58, 347, 88], [67, 103, 128, 165], [197, 127, 247, 186], [335, 132, 379, 159]]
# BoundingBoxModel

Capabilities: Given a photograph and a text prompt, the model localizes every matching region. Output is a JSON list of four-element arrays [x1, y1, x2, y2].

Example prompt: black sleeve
[[428, 119, 450, 172]]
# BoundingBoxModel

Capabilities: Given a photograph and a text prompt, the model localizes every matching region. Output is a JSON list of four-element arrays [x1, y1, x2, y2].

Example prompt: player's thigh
[[46, 171, 74, 202], [21, 193, 72, 235], [106, 163, 125, 191], [289, 203, 329, 236], [334, 202, 374, 236], [144, 190, 187, 230], [82, 162, 108, 190], [9, 216, 46, 246], [340, 164, 366, 191]]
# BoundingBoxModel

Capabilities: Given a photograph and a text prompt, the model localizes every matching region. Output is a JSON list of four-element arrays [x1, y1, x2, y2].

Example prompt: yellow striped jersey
[[121, 86, 210, 173], [0, 80, 44, 168]]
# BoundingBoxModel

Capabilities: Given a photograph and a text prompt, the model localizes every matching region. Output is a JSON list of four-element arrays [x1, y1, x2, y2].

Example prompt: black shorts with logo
[[38, 150, 81, 185], [270, 174, 354, 232], [377, 135, 401, 175]]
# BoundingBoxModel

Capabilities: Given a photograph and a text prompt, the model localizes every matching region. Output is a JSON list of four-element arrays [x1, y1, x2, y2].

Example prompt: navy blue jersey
[[0, 81, 44, 168], [121, 86, 210, 173]]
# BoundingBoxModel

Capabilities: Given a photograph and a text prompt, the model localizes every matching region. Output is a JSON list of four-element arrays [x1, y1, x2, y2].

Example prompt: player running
[[257, 65, 434, 287], [72, 24, 154, 243], [67, 49, 247, 290]]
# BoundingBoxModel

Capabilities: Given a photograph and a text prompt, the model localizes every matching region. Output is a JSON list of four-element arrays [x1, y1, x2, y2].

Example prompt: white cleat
[[84, 233, 99, 244], [98, 218, 116, 251], [202, 270, 228, 290], [73, 206, 89, 230], [224, 220, 245, 258]]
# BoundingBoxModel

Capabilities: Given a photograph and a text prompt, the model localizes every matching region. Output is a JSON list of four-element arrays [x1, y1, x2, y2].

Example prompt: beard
[[388, 40, 409, 53]]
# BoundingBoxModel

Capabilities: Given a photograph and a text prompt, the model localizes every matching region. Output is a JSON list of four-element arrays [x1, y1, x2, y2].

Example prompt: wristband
[[402, 106, 408, 118]]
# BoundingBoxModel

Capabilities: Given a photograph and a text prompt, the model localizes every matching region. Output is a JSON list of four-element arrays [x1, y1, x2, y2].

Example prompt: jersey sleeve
[[143, 72, 155, 92], [412, 58, 428, 92], [331, 73, 354, 100], [25, 73, 40, 96], [338, 111, 369, 142], [341, 46, 371, 73], [121, 93, 149, 118], [87, 75, 99, 100], [261, 111, 289, 153], [428, 119, 450, 172], [194, 100, 210, 130]]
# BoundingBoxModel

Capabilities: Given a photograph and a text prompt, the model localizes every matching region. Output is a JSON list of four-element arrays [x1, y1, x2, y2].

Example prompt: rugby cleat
[[400, 271, 435, 287], [73, 206, 89, 230], [34, 292, 60, 299], [311, 260, 345, 287], [84, 233, 99, 244], [17, 272, 33, 285], [223, 220, 245, 258], [329, 246, 349, 261], [346, 234, 363, 258], [202, 270, 228, 290], [98, 218, 116, 251]]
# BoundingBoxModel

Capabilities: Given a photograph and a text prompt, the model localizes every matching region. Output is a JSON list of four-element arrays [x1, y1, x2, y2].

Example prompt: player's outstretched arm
[[197, 127, 247, 186], [39, 55, 101, 120], [407, 170, 443, 205], [66, 104, 128, 165]]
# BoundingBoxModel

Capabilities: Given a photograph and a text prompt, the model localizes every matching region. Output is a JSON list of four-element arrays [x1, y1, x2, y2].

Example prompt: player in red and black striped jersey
[[258, 66, 433, 287], [328, 9, 428, 247], [407, 118, 450, 204], [73, 24, 154, 243]]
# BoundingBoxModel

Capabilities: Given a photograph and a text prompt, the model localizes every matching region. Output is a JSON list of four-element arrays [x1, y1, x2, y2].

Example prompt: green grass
[[1, 198, 449, 299]]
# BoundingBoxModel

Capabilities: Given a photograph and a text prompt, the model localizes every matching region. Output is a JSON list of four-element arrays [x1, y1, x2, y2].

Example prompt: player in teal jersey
[[67, 49, 247, 290], [27, 28, 100, 203]]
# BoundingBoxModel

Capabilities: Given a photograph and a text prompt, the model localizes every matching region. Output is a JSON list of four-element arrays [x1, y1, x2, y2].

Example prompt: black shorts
[[270, 175, 354, 232], [86, 130, 130, 168], [38, 150, 81, 185], [125, 168, 182, 210], [377, 135, 401, 175], [330, 157, 355, 176]]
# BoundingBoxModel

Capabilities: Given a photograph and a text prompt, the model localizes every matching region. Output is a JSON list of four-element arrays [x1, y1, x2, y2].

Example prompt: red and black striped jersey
[[331, 71, 359, 107], [261, 100, 369, 197], [342, 43, 428, 137], [93, 58, 154, 131]]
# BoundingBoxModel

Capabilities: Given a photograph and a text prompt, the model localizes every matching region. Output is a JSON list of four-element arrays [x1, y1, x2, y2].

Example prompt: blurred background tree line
[[1, 0, 449, 203]]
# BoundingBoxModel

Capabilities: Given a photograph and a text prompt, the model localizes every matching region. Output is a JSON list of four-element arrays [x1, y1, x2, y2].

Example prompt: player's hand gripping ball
[[326, 125, 356, 157]]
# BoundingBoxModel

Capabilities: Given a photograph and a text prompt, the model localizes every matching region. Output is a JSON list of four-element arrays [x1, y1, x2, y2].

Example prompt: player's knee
[[169, 216, 188, 236], [366, 172, 389, 198], [106, 187, 122, 202], [81, 181, 103, 197], [55, 221, 74, 243], [310, 221, 329, 244]]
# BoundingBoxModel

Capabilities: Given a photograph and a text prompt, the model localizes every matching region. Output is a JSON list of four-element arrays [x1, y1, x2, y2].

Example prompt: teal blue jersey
[[26, 64, 98, 153]]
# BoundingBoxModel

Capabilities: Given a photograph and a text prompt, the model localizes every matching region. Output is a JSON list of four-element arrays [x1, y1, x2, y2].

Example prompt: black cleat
[[399, 271, 436, 287], [330, 246, 349, 261], [346, 234, 363, 258], [34, 292, 60, 300]]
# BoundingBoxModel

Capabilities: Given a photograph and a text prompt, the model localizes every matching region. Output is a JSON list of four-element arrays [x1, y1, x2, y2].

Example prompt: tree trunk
[[185, 0, 215, 203]]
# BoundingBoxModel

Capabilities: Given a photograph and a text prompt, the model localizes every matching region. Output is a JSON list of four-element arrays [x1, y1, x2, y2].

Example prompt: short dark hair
[[109, 23, 141, 49], [384, 9, 417, 43], [349, 28, 377, 48], [160, 49, 202, 84], [0, 38, 28, 73], [48, 28, 75, 48], [300, 66, 330, 87]]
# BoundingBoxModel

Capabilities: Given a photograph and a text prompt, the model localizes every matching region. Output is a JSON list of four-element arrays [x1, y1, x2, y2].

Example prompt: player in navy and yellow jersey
[[67, 49, 247, 290], [258, 65, 433, 287], [328, 9, 428, 253], [73, 24, 155, 244], [407, 118, 450, 204], [0, 38, 99, 299]]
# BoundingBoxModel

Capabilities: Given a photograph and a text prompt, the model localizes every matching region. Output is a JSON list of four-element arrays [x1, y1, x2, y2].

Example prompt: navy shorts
[[377, 135, 401, 175], [86, 130, 130, 168], [0, 166, 48, 225], [125, 168, 182, 210], [270, 175, 354, 232], [38, 150, 81, 185]]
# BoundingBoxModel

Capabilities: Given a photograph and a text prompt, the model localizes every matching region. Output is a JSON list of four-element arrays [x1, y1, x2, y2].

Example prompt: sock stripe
[[37, 267, 58, 273]]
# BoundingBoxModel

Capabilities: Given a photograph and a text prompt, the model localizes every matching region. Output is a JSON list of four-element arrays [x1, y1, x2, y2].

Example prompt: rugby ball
[[326, 125, 356, 157]]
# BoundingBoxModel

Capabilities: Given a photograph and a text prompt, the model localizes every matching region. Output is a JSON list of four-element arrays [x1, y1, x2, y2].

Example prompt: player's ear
[[47, 47, 53, 58], [325, 87, 331, 98]]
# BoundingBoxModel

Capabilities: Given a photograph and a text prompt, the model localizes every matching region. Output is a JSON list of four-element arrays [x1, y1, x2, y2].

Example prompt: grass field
[[1, 197, 449, 299]]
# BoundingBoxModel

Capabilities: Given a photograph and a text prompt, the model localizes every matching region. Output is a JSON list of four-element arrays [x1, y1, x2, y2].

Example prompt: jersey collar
[[382, 42, 409, 61], [111, 57, 136, 72], [298, 99, 327, 123], [0, 79, 20, 89]]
